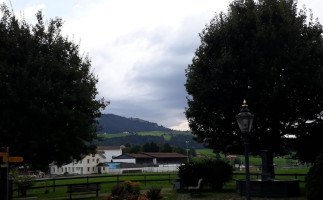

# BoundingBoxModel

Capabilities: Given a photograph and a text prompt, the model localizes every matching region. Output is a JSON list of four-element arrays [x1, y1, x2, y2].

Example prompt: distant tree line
[[98, 134, 204, 149], [122, 142, 196, 157]]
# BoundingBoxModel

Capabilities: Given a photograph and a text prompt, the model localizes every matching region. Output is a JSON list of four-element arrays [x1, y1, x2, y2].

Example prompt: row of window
[[70, 158, 100, 165], [87, 158, 100, 164], [52, 166, 106, 173]]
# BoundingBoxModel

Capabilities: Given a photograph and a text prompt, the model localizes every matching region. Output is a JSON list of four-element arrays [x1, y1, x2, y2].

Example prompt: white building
[[97, 146, 123, 162], [49, 146, 123, 175]]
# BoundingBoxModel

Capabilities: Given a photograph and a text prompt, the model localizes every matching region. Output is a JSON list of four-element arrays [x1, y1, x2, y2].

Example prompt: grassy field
[[196, 149, 309, 169], [14, 149, 309, 199], [101, 131, 191, 141], [14, 168, 309, 200]]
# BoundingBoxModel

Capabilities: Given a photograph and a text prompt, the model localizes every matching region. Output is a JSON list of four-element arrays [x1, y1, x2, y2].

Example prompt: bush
[[10, 168, 35, 197], [306, 153, 323, 200], [124, 180, 140, 195], [178, 162, 199, 186], [111, 184, 126, 197], [106, 180, 141, 200], [146, 187, 162, 200], [178, 158, 232, 190]]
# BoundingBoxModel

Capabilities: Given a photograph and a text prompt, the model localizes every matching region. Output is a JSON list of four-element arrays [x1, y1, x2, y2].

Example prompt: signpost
[[2, 156, 23, 163], [0, 147, 23, 200]]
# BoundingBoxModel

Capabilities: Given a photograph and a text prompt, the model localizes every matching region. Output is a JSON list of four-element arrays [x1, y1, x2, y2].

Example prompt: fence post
[[144, 174, 146, 186], [169, 173, 171, 184], [87, 176, 89, 184], [53, 178, 55, 192], [117, 175, 119, 185]]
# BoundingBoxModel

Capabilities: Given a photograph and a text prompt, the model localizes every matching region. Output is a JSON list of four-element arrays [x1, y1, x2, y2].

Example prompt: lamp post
[[236, 100, 254, 200], [185, 141, 189, 163]]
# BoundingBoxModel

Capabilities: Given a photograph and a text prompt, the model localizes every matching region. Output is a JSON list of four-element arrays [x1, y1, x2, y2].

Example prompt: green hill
[[96, 114, 204, 148], [98, 114, 171, 133]]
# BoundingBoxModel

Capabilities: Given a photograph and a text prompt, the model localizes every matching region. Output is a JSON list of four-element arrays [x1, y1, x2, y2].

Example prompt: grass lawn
[[14, 169, 308, 200], [101, 131, 191, 141], [196, 149, 309, 169], [17, 183, 307, 200]]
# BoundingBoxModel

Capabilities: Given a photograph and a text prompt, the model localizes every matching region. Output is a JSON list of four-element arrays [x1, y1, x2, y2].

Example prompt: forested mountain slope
[[98, 114, 171, 133]]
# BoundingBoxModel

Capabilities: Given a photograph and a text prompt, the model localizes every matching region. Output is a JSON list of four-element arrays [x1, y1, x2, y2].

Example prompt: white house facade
[[49, 146, 122, 175]]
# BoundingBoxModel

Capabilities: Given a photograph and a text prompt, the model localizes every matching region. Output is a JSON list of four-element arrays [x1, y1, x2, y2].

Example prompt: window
[[96, 159, 100, 163], [103, 167, 105, 171], [92, 158, 95, 162], [80, 160, 82, 164], [87, 159, 90, 164], [72, 168, 74, 172], [87, 167, 90, 172], [53, 168, 55, 172], [61, 168, 63, 172], [93, 167, 95, 172]]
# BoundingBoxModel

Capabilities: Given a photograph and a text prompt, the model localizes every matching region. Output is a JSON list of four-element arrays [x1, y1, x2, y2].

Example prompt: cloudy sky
[[2, 0, 323, 130]]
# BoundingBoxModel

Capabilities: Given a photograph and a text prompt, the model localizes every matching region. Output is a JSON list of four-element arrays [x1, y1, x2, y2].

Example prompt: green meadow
[[15, 169, 308, 200], [101, 131, 191, 141]]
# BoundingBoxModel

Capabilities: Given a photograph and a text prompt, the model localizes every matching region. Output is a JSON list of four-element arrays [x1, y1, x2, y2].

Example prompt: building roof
[[113, 152, 187, 160], [113, 154, 135, 159], [128, 154, 153, 158], [97, 146, 121, 150], [142, 152, 187, 158]]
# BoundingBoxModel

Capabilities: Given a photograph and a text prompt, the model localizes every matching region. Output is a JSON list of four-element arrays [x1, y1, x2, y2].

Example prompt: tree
[[185, 0, 323, 161], [160, 143, 172, 152], [306, 153, 323, 200], [293, 119, 323, 163], [143, 142, 159, 152], [0, 5, 107, 169]]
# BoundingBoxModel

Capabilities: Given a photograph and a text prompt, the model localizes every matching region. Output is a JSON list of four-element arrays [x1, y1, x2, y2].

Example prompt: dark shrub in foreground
[[107, 180, 141, 200], [146, 187, 162, 200], [306, 153, 323, 200], [178, 159, 232, 190]]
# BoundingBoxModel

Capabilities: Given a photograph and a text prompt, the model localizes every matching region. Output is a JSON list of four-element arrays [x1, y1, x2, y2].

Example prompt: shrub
[[137, 195, 149, 200], [106, 180, 141, 200], [10, 168, 35, 197], [146, 187, 162, 200], [111, 184, 126, 198], [178, 162, 201, 187], [178, 158, 232, 190], [306, 153, 323, 200], [124, 180, 140, 195]]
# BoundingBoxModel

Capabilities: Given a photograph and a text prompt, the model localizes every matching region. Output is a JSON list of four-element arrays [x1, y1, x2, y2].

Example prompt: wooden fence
[[13, 172, 307, 194], [13, 173, 178, 193], [233, 173, 307, 183]]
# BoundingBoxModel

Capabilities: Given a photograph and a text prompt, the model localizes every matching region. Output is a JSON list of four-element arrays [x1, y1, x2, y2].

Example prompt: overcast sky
[[2, 0, 323, 130]]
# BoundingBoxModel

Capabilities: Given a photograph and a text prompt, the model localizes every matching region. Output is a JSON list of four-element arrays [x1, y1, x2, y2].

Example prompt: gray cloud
[[14, 0, 322, 130], [101, 14, 210, 128]]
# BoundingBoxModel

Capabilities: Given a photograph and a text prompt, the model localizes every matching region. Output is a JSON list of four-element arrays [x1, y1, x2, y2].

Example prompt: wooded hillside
[[98, 114, 171, 133]]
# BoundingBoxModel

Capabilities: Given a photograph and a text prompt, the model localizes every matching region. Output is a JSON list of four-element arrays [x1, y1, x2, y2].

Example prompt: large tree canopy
[[185, 0, 323, 162], [0, 5, 107, 169]]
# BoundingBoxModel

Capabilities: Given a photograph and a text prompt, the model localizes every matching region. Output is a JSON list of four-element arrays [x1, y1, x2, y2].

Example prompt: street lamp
[[236, 100, 254, 200], [185, 141, 189, 163]]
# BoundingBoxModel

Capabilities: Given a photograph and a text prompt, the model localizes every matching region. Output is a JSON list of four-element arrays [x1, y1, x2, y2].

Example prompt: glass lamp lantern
[[236, 100, 254, 134]]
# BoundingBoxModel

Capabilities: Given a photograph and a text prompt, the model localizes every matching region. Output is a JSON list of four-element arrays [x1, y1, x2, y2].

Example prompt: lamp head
[[236, 100, 254, 134]]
